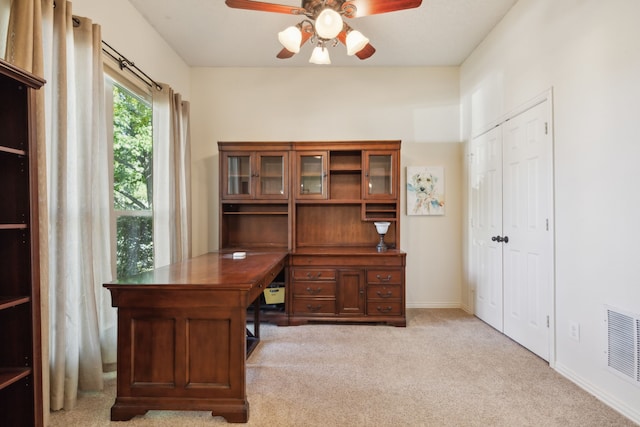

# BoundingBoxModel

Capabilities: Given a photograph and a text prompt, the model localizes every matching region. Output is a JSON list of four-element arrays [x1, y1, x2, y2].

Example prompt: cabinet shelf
[[0, 296, 30, 310], [329, 167, 361, 173], [224, 211, 288, 216], [0, 224, 28, 230], [1, 58, 44, 426], [0, 146, 27, 156], [0, 368, 32, 391], [330, 151, 361, 171], [295, 199, 361, 205]]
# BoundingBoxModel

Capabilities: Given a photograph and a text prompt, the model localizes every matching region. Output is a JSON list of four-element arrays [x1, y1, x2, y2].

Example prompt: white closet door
[[471, 126, 504, 332], [502, 101, 554, 361]]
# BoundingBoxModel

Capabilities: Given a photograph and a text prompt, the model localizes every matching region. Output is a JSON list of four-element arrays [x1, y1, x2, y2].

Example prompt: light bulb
[[346, 30, 369, 56], [278, 26, 302, 53], [374, 222, 390, 234], [309, 46, 331, 64], [315, 9, 343, 40]]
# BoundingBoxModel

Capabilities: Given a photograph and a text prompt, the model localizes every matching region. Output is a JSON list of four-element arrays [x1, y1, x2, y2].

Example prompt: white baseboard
[[554, 362, 640, 425], [406, 302, 461, 309]]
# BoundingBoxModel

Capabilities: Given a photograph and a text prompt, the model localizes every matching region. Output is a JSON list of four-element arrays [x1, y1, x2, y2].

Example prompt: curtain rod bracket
[[101, 40, 163, 91]]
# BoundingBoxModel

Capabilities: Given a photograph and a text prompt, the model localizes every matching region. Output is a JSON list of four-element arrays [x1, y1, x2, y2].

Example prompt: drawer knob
[[376, 274, 392, 282], [376, 290, 393, 298], [376, 306, 393, 313], [306, 304, 323, 312], [305, 287, 323, 295]]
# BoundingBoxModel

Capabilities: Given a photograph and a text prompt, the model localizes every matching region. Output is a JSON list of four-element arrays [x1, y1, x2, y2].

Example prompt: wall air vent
[[605, 306, 640, 386]]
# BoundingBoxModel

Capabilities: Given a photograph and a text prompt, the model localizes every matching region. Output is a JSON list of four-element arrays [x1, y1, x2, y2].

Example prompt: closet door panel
[[502, 101, 553, 361], [471, 126, 503, 331]]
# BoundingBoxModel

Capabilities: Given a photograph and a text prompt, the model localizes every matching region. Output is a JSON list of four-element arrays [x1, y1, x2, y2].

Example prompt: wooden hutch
[[0, 59, 44, 426], [218, 140, 406, 327]]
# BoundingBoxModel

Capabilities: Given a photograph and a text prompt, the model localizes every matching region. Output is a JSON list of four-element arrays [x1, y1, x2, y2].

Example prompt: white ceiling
[[127, 0, 518, 67]]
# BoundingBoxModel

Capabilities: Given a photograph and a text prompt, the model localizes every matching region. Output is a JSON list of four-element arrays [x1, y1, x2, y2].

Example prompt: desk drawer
[[367, 269, 402, 285], [367, 301, 403, 316], [292, 268, 336, 281], [292, 298, 336, 315], [367, 284, 402, 300], [293, 281, 336, 297]]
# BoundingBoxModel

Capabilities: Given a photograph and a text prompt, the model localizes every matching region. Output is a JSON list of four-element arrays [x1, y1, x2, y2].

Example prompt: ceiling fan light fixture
[[278, 25, 302, 53], [309, 45, 331, 65], [346, 30, 369, 56], [315, 8, 343, 40]]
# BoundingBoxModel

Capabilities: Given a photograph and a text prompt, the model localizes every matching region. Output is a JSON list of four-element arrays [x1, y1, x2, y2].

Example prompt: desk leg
[[246, 296, 261, 357], [253, 296, 260, 340]]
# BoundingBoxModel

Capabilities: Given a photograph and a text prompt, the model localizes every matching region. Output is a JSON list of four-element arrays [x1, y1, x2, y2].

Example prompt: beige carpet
[[48, 309, 637, 426]]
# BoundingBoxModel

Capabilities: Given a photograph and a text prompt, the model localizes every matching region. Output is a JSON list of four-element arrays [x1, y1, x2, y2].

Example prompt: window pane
[[368, 155, 392, 195], [110, 80, 154, 279], [113, 84, 153, 211], [227, 155, 251, 195], [116, 215, 153, 278]]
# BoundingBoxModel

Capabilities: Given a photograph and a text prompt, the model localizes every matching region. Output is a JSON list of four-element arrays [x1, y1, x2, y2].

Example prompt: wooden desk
[[103, 250, 288, 423]]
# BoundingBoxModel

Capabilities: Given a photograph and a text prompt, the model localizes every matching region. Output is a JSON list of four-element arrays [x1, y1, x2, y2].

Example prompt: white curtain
[[4, 0, 192, 415], [0, 0, 11, 58], [152, 85, 192, 266], [44, 4, 114, 410]]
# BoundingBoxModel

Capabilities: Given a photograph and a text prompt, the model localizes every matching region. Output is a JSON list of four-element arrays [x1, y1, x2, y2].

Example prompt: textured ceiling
[[128, 0, 518, 67]]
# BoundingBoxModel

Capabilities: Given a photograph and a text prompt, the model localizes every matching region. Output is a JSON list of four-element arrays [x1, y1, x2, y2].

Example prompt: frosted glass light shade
[[309, 46, 331, 64], [346, 30, 369, 55], [278, 26, 302, 53], [315, 9, 343, 39], [374, 222, 390, 234]]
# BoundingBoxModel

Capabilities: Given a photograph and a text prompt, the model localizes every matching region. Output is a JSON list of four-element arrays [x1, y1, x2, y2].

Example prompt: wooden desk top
[[104, 250, 288, 291]]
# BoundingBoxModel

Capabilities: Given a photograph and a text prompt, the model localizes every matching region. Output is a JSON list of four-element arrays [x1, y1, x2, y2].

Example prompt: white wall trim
[[471, 88, 554, 140], [407, 302, 461, 309], [555, 363, 640, 425]]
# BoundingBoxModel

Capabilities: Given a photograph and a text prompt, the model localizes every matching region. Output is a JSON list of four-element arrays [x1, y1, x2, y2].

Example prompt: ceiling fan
[[225, 0, 423, 64]]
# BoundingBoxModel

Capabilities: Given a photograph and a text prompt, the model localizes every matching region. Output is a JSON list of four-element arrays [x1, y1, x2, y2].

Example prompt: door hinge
[[544, 122, 549, 135], [546, 315, 550, 328], [546, 218, 549, 231]]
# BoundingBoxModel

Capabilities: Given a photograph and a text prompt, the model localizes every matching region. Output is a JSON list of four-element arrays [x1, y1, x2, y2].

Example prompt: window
[[105, 74, 154, 279]]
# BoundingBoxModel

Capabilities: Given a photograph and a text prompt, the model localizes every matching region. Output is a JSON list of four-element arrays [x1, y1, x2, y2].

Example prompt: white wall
[[72, 0, 191, 97], [67, 2, 465, 311], [42, 0, 640, 422], [189, 67, 463, 308], [460, 0, 640, 422]]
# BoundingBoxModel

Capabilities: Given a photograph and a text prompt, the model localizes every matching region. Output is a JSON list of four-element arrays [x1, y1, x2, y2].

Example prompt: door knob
[[491, 235, 509, 243]]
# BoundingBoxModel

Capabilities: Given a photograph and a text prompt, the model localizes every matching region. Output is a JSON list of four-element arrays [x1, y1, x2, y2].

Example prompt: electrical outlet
[[569, 321, 580, 342]]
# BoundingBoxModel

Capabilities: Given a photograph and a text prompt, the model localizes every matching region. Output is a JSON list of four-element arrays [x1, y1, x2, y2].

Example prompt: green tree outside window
[[112, 84, 154, 278]]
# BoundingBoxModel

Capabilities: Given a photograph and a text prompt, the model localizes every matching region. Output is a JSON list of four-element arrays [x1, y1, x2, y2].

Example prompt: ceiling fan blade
[[225, 0, 307, 15], [342, 0, 422, 18], [354, 43, 375, 60], [277, 48, 296, 59], [276, 29, 313, 59]]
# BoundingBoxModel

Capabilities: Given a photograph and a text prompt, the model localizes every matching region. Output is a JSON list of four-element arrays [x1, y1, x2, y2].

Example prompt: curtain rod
[[101, 41, 163, 91], [70, 16, 163, 91]]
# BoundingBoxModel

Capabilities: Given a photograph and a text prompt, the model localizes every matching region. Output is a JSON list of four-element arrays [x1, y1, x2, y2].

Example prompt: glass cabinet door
[[257, 152, 288, 199], [224, 153, 252, 198], [365, 152, 396, 199], [297, 152, 327, 198]]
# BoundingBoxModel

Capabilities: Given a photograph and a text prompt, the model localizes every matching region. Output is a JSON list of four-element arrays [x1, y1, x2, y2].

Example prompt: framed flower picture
[[406, 166, 445, 216]]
